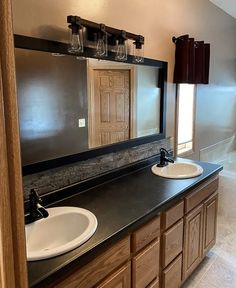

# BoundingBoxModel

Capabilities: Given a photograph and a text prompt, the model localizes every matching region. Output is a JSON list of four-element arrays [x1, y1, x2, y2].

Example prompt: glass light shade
[[94, 33, 107, 57], [68, 27, 83, 54], [115, 40, 127, 61], [133, 43, 144, 63]]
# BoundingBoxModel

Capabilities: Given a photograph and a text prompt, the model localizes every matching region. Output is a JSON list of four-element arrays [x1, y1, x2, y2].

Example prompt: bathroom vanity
[[14, 34, 221, 288], [28, 158, 222, 288]]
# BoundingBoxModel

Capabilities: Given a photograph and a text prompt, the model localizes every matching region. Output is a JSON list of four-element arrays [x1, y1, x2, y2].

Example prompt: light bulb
[[133, 43, 144, 63], [68, 27, 83, 54], [115, 40, 127, 61], [94, 36, 107, 57], [97, 39, 105, 56]]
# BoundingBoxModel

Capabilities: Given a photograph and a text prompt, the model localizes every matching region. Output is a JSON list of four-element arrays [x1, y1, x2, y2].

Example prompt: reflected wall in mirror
[[15, 48, 163, 166]]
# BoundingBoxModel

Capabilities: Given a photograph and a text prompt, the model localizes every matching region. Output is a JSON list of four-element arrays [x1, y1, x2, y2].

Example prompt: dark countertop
[[28, 158, 222, 287]]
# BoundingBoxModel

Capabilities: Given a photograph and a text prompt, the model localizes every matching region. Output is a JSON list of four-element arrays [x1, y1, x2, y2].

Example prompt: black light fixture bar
[[67, 15, 144, 44], [14, 34, 152, 64]]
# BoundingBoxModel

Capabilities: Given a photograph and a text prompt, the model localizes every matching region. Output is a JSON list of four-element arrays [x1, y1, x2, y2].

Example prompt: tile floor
[[183, 171, 236, 287]]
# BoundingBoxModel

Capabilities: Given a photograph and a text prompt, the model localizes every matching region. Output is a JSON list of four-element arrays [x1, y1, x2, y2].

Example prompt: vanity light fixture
[[67, 15, 145, 62]]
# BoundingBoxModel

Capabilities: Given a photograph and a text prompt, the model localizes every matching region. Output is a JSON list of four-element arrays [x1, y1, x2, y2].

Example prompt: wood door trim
[[0, 0, 28, 287], [0, 53, 15, 288]]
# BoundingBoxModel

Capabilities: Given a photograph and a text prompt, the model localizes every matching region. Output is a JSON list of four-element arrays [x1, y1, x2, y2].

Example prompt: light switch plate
[[78, 118, 86, 127]]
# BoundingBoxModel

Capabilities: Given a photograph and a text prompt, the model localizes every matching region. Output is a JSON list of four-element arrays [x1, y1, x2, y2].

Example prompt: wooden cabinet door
[[96, 262, 131, 288], [132, 239, 160, 288], [202, 192, 218, 256], [183, 204, 204, 281]]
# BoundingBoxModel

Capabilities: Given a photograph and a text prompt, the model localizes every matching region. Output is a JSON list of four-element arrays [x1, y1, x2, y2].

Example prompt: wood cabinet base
[[45, 176, 219, 288]]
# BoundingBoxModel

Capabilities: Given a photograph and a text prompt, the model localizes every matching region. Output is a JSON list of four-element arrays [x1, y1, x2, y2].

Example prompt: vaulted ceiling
[[210, 0, 236, 19]]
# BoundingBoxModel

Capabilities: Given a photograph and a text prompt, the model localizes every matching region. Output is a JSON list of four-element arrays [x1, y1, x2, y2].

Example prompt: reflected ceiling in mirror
[[14, 35, 167, 173]]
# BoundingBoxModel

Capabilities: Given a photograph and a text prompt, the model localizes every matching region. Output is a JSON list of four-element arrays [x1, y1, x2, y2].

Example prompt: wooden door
[[96, 262, 131, 288], [90, 69, 130, 147], [202, 193, 218, 256], [183, 204, 203, 281]]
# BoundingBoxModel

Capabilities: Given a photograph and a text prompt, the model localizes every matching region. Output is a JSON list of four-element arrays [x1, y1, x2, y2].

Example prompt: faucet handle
[[29, 188, 42, 205], [27, 189, 48, 224], [157, 147, 174, 167], [160, 148, 170, 155]]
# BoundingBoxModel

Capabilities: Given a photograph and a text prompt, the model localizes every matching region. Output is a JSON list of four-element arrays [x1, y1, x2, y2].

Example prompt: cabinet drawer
[[162, 219, 183, 268], [162, 201, 184, 230], [185, 177, 219, 213], [132, 215, 160, 253], [51, 236, 130, 288], [96, 262, 131, 288], [132, 239, 160, 288], [162, 254, 182, 288]]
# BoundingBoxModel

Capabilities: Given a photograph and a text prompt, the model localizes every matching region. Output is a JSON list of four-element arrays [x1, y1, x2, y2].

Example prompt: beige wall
[[12, 0, 236, 159]]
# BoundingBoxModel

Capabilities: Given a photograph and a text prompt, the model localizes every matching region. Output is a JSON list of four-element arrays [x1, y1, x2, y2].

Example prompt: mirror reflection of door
[[89, 69, 130, 148]]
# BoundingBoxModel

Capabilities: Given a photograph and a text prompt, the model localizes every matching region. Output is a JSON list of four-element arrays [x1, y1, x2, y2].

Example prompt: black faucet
[[157, 148, 174, 167], [27, 189, 49, 224]]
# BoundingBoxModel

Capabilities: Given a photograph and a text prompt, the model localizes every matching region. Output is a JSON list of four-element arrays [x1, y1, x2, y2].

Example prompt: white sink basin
[[25, 207, 97, 261], [151, 162, 203, 179]]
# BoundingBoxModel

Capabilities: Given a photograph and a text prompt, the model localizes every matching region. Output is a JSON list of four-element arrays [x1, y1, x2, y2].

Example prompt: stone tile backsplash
[[23, 138, 171, 199]]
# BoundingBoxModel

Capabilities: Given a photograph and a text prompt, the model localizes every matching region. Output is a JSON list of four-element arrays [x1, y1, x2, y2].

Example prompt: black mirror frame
[[14, 34, 167, 175]]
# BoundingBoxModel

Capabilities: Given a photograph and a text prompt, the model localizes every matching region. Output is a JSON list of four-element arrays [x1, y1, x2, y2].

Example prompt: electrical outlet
[[78, 118, 86, 128]]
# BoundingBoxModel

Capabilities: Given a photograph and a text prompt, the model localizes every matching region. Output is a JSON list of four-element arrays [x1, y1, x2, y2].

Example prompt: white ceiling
[[210, 0, 236, 19]]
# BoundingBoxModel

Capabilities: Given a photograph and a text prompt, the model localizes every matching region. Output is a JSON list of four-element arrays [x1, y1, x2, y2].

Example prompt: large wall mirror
[[14, 35, 167, 175]]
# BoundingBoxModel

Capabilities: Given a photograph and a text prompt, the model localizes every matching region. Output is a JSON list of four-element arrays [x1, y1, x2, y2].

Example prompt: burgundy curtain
[[173, 35, 210, 84]]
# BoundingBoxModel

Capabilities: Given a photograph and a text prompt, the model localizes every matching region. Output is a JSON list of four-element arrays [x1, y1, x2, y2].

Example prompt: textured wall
[[23, 138, 171, 198], [12, 0, 236, 159]]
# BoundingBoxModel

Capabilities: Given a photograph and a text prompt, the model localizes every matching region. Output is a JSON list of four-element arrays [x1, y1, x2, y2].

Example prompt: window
[[176, 84, 196, 156]]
